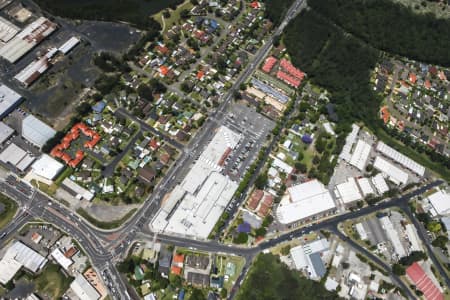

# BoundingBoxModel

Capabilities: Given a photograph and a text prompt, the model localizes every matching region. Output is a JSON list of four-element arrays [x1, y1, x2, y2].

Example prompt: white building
[[277, 179, 336, 224], [379, 216, 407, 258], [339, 124, 360, 162], [371, 174, 389, 195], [151, 126, 240, 239], [349, 140, 371, 171], [290, 239, 330, 280], [70, 273, 100, 300], [376, 142, 425, 176], [404, 224, 422, 252], [0, 121, 13, 144], [427, 190, 450, 216], [30, 154, 64, 181], [22, 115, 56, 148], [356, 177, 375, 197], [0, 17, 57, 63], [51, 248, 73, 271], [373, 156, 408, 185], [0, 84, 23, 119], [335, 177, 363, 206], [0, 241, 48, 284], [0, 142, 35, 171]]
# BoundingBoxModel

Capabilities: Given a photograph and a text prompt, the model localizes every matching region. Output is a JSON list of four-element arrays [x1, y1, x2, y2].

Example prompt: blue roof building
[[92, 101, 106, 113]]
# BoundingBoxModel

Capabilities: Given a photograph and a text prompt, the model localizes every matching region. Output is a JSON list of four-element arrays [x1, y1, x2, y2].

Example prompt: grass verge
[[0, 194, 18, 229]]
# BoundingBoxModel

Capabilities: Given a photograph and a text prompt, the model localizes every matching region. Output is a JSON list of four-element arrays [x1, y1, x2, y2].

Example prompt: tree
[[427, 221, 442, 233], [432, 235, 448, 250], [180, 9, 190, 19], [392, 264, 405, 276], [233, 232, 248, 244], [341, 262, 350, 269], [254, 173, 268, 189], [189, 288, 205, 300], [76, 102, 92, 116], [137, 84, 154, 101], [399, 251, 427, 266], [281, 245, 291, 256], [220, 288, 228, 299]]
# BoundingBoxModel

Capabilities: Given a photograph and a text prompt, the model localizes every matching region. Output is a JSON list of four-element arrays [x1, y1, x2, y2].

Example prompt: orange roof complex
[[262, 56, 277, 73], [280, 59, 305, 81], [50, 123, 101, 168]]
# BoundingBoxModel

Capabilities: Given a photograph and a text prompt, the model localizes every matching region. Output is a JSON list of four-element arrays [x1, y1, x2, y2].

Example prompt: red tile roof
[[280, 59, 305, 80], [276, 70, 301, 88], [262, 56, 277, 73], [248, 189, 264, 210], [409, 73, 417, 84], [171, 266, 182, 275], [406, 262, 443, 300], [173, 254, 185, 264]]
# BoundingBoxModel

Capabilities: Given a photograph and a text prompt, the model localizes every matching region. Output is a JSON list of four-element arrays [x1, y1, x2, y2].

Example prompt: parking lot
[[222, 103, 275, 181]]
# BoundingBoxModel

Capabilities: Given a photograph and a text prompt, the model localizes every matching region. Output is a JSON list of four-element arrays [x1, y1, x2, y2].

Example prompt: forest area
[[308, 0, 450, 67], [236, 254, 339, 300], [34, 0, 182, 29], [263, 0, 295, 25], [283, 3, 450, 179]]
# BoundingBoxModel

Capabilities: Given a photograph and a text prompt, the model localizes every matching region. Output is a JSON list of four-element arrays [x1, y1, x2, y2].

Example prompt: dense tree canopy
[[263, 0, 295, 25], [34, 0, 181, 30], [237, 254, 339, 300], [309, 0, 450, 66]]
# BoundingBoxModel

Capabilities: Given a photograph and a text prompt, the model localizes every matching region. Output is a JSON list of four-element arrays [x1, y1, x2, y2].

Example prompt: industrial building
[[0, 17, 57, 63], [0, 241, 48, 284], [0, 142, 35, 172], [427, 190, 450, 217], [0, 121, 13, 144], [58, 36, 80, 54], [349, 140, 371, 171], [406, 262, 444, 300], [379, 216, 407, 259], [339, 124, 360, 162], [356, 177, 375, 197], [30, 154, 64, 181], [0, 84, 23, 119], [290, 239, 330, 280], [22, 114, 56, 148], [371, 174, 389, 195], [151, 126, 241, 239], [376, 142, 425, 176], [276, 179, 336, 225], [50, 248, 73, 271], [334, 177, 363, 207], [70, 273, 101, 300], [0, 16, 20, 43], [373, 156, 408, 185]]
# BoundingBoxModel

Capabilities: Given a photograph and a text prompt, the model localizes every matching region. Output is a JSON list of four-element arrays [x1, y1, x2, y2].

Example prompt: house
[[158, 246, 173, 277], [187, 272, 210, 287], [138, 166, 157, 184]]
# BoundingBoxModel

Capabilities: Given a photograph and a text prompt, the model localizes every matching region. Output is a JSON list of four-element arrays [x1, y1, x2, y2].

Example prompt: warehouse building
[[29, 154, 64, 182], [356, 177, 375, 197], [277, 179, 336, 225], [290, 239, 330, 280], [427, 190, 450, 217], [22, 114, 56, 148], [373, 156, 408, 185], [0, 121, 14, 144], [371, 174, 390, 195], [0, 84, 23, 119], [0, 142, 35, 172], [0, 240, 48, 284], [0, 16, 20, 43], [70, 273, 100, 300], [349, 140, 371, 171], [376, 142, 425, 176], [151, 126, 241, 239], [334, 177, 363, 207], [0, 17, 57, 63]]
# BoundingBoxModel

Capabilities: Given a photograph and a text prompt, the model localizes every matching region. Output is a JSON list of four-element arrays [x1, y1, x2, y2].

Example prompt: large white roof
[[349, 140, 371, 171], [51, 248, 73, 271], [290, 239, 329, 277], [376, 142, 425, 176], [22, 115, 56, 148], [31, 154, 64, 180], [405, 224, 422, 252], [277, 180, 335, 224], [428, 190, 450, 216], [0, 142, 34, 171], [0, 251, 22, 284], [339, 124, 360, 161], [379, 216, 406, 258], [373, 156, 408, 185], [0, 121, 13, 144], [335, 177, 363, 204], [357, 177, 375, 196], [371, 174, 389, 194], [71, 273, 100, 300], [0, 84, 22, 118], [2, 241, 48, 273], [152, 126, 240, 239]]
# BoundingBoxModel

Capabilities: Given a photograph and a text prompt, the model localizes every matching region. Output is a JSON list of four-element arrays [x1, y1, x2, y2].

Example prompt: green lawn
[[35, 264, 73, 299], [153, 0, 194, 35], [215, 255, 245, 291], [0, 194, 18, 229]]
